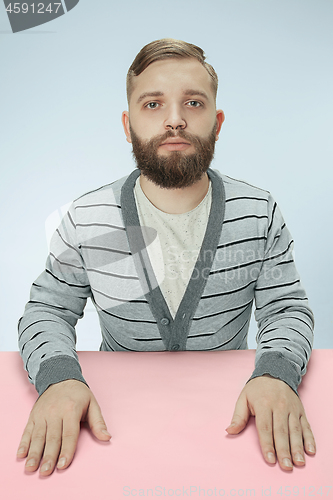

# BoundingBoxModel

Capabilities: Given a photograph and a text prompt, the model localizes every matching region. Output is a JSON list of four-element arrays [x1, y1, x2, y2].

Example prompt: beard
[[130, 122, 217, 189]]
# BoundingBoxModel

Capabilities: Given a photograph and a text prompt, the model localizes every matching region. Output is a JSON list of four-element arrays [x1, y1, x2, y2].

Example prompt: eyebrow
[[183, 89, 209, 100], [136, 91, 164, 104], [136, 89, 209, 104]]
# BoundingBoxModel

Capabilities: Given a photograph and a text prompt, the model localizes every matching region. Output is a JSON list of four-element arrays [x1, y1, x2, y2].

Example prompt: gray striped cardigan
[[18, 168, 314, 396]]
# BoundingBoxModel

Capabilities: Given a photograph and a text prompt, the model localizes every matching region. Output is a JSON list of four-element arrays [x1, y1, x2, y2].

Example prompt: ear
[[215, 109, 225, 140], [121, 111, 132, 143]]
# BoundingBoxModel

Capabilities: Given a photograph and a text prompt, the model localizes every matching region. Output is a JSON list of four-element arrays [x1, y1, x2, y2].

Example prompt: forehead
[[130, 58, 214, 105]]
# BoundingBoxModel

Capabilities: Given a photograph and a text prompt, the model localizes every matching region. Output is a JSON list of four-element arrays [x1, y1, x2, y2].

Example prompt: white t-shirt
[[134, 176, 212, 318]]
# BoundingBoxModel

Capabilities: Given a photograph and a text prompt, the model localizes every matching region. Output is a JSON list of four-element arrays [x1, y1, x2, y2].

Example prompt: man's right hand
[[16, 379, 111, 476]]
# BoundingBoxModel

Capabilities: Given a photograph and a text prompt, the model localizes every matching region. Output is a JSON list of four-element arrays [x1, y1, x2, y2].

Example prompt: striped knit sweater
[[18, 168, 314, 396]]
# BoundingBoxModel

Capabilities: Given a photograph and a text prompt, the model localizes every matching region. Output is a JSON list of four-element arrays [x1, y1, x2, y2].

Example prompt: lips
[[160, 138, 191, 146], [159, 138, 192, 152], [159, 142, 192, 151]]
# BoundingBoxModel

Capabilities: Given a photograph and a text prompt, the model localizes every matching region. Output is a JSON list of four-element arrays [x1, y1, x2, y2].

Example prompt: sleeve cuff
[[247, 351, 301, 396], [35, 355, 89, 396]]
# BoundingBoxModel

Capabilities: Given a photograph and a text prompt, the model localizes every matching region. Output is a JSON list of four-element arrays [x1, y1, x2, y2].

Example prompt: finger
[[25, 420, 47, 472], [39, 418, 63, 476], [273, 410, 293, 470], [226, 391, 251, 434], [254, 409, 276, 465], [56, 415, 81, 470], [85, 398, 111, 441], [301, 414, 316, 456], [288, 413, 305, 466], [17, 420, 34, 459]]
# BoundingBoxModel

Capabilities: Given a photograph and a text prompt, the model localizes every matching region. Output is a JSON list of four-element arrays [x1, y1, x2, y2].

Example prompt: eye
[[187, 100, 202, 107], [145, 102, 159, 109]]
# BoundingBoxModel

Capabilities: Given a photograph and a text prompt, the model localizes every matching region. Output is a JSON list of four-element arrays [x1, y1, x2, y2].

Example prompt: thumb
[[226, 391, 251, 435], [86, 397, 111, 441]]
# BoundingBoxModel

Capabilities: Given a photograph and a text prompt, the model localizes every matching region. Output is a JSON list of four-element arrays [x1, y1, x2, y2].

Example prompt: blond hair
[[126, 38, 218, 104]]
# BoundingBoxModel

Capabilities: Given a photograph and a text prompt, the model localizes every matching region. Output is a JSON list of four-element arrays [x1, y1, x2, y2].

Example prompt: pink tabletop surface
[[0, 350, 332, 500]]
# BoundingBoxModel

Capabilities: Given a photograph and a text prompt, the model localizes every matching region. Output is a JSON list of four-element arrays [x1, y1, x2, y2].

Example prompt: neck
[[139, 173, 210, 214]]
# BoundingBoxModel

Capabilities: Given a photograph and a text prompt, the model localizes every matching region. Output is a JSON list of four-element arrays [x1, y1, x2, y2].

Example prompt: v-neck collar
[[120, 168, 226, 350]]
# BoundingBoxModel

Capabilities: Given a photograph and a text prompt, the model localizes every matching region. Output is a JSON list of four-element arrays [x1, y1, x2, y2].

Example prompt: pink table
[[1, 350, 332, 499]]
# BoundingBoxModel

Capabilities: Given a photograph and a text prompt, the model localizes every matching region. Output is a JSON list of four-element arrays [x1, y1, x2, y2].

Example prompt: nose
[[164, 104, 186, 130]]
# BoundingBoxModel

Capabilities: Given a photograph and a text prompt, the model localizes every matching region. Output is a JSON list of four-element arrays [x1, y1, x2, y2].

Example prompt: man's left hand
[[226, 375, 316, 470]]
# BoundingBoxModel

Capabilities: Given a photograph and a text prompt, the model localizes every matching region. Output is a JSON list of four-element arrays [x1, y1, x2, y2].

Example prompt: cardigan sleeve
[[18, 203, 90, 396], [247, 193, 314, 395]]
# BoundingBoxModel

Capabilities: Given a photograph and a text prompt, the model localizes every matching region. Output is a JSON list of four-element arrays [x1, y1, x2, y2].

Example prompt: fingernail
[[102, 429, 111, 437], [295, 453, 305, 463], [57, 457, 66, 468], [283, 458, 293, 468], [308, 444, 315, 453], [41, 462, 51, 473], [26, 459, 36, 468], [17, 447, 25, 455], [267, 452, 275, 463]]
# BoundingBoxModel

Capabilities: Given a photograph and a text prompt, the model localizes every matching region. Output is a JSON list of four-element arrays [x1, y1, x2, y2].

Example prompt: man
[[17, 38, 316, 476]]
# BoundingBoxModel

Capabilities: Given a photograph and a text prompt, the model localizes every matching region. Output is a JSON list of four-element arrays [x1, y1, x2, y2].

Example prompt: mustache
[[129, 120, 218, 152], [157, 129, 195, 142], [148, 128, 213, 150]]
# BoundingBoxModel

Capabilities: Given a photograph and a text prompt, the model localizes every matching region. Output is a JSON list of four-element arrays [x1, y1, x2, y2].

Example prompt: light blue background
[[0, 0, 332, 350]]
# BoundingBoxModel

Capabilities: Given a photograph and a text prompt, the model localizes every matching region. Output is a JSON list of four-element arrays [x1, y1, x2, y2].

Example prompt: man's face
[[122, 58, 224, 189]]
